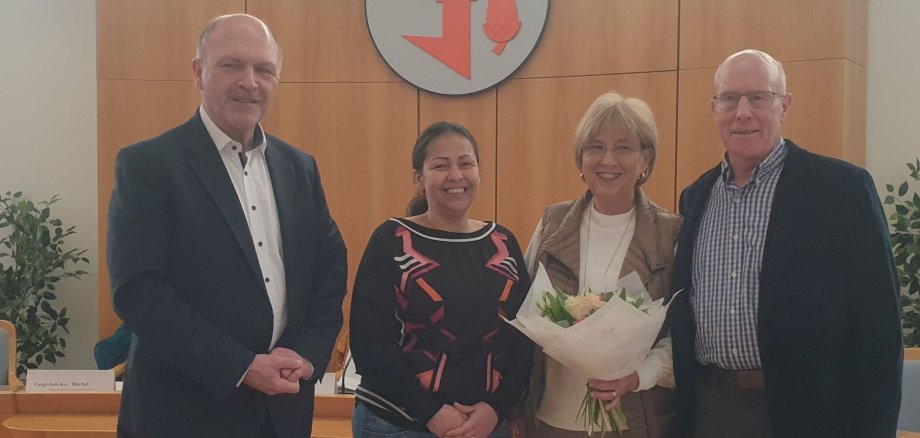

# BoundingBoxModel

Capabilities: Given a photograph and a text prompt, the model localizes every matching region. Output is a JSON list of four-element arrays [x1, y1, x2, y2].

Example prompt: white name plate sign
[[26, 369, 115, 392]]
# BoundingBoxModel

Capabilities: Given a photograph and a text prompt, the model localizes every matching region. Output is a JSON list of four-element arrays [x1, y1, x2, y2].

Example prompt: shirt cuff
[[634, 355, 663, 392], [236, 362, 253, 387]]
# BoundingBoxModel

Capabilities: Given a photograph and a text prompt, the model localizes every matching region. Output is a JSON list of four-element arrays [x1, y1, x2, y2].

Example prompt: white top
[[200, 106, 287, 349], [524, 200, 674, 431]]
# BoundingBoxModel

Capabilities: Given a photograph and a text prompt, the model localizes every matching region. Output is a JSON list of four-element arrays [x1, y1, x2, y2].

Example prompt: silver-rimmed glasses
[[711, 91, 787, 111]]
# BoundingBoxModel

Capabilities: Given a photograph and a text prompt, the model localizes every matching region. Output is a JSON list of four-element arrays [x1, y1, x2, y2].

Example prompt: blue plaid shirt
[[691, 140, 787, 370]]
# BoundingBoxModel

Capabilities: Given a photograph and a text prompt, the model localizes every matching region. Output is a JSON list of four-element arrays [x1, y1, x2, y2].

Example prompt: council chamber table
[[1, 392, 353, 438]]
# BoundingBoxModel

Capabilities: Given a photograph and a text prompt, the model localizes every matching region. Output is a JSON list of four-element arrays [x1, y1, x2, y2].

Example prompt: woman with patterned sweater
[[350, 122, 533, 438]]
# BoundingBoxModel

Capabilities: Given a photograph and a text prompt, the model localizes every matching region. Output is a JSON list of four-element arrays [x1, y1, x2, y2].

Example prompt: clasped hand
[[242, 347, 314, 395], [588, 371, 639, 410], [428, 402, 498, 438]]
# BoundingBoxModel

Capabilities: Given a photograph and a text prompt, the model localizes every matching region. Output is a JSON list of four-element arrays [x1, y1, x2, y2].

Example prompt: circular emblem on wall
[[366, 0, 549, 96]]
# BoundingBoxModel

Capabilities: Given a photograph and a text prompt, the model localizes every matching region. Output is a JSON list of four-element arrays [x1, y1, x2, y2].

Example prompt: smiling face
[[414, 133, 480, 220], [579, 123, 649, 214], [193, 15, 280, 147], [712, 52, 792, 169]]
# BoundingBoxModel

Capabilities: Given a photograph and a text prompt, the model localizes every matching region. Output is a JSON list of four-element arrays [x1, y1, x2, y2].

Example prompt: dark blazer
[[670, 140, 903, 437], [107, 113, 347, 437]]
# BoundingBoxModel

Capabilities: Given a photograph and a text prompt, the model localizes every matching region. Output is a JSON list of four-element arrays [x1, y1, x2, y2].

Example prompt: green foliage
[[884, 159, 920, 346], [0, 191, 89, 377]]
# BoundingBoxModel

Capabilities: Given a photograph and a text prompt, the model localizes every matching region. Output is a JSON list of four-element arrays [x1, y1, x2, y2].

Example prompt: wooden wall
[[96, 0, 867, 369]]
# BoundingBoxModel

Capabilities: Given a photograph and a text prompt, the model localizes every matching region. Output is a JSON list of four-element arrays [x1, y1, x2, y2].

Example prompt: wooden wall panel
[[263, 82, 418, 256], [674, 68, 720, 192], [419, 90, 498, 221], [843, 61, 868, 165], [515, 0, 678, 78], [97, 80, 202, 337], [262, 81, 418, 369], [676, 59, 866, 193], [247, 0, 400, 83], [496, 72, 678, 243], [96, 0, 244, 80], [679, 0, 868, 69], [845, 0, 869, 67]]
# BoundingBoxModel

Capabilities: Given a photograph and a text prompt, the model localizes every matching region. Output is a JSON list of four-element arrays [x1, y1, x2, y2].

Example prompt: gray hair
[[715, 49, 786, 93], [195, 14, 282, 67]]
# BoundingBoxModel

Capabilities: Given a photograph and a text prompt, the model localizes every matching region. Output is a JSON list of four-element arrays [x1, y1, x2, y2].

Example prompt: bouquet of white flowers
[[505, 263, 680, 436]]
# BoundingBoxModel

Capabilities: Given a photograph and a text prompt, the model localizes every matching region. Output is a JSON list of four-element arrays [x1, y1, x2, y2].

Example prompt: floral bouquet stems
[[578, 386, 629, 436], [506, 265, 682, 437], [537, 287, 648, 435]]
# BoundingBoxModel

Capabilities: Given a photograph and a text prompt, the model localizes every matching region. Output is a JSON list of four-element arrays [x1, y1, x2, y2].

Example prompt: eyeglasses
[[582, 143, 641, 158], [711, 91, 786, 111]]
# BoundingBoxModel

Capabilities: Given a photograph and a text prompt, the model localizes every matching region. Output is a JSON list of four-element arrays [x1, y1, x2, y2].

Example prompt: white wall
[[867, 0, 920, 195], [0, 0, 97, 370]]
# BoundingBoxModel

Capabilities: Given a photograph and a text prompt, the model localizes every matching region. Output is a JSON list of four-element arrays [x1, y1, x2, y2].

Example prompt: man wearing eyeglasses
[[669, 49, 902, 437]]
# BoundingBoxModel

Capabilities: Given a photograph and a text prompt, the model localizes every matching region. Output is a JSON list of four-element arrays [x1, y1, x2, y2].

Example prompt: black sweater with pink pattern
[[350, 218, 533, 431]]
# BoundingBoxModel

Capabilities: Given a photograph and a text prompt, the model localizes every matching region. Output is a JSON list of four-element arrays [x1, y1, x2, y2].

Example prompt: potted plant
[[0, 191, 89, 377], [884, 159, 920, 347]]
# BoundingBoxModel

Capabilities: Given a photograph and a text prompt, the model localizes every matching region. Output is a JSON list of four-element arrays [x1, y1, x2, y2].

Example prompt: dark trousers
[[692, 368, 771, 438], [257, 419, 279, 438]]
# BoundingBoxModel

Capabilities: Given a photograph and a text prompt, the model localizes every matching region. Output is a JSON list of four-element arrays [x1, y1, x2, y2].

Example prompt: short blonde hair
[[573, 92, 658, 187]]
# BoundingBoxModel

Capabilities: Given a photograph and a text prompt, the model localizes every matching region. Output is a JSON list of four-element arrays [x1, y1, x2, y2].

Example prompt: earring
[[639, 172, 647, 180]]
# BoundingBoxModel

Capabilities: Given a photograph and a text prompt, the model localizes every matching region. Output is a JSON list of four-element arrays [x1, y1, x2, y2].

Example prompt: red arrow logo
[[403, 0, 474, 80], [483, 0, 520, 55]]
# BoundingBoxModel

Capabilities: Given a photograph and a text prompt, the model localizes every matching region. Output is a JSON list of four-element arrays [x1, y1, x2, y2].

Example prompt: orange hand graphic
[[483, 0, 521, 55], [403, 0, 474, 79]]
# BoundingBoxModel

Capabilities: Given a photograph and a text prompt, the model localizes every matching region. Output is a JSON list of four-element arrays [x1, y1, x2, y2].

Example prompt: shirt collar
[[199, 105, 267, 154], [719, 139, 787, 185]]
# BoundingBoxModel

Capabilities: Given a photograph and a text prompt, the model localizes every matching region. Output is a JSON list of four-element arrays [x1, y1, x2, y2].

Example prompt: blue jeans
[[352, 401, 509, 438]]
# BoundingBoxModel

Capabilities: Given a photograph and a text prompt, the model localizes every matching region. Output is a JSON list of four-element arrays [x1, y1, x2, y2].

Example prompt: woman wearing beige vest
[[518, 92, 681, 438]]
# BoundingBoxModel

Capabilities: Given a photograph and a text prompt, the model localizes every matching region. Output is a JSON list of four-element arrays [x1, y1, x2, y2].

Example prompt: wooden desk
[[312, 394, 353, 438], [1, 392, 353, 438], [0, 390, 17, 438], [12, 393, 119, 415], [3, 415, 114, 438], [1, 392, 119, 438], [899, 431, 920, 438]]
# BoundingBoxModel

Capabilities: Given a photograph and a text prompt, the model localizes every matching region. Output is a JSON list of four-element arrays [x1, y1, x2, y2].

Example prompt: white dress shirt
[[200, 106, 287, 349]]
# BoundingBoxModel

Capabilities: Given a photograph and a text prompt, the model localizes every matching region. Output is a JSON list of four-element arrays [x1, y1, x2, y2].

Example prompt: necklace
[[582, 201, 636, 285]]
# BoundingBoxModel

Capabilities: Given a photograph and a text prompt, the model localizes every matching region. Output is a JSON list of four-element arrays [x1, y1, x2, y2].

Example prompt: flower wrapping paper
[[505, 263, 681, 381]]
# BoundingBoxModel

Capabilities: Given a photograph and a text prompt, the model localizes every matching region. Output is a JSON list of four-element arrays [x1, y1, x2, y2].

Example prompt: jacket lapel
[[183, 113, 263, 281], [675, 164, 721, 296], [264, 140, 300, 273], [759, 140, 810, 313], [539, 192, 589, 283], [619, 191, 666, 290]]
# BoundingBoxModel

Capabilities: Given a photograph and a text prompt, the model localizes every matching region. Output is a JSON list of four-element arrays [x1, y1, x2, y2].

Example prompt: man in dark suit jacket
[[107, 14, 347, 437], [670, 49, 902, 437]]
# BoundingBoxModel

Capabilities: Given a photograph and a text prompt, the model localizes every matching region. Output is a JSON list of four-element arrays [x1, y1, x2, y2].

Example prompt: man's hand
[[270, 347, 314, 382], [241, 353, 303, 395], [588, 371, 640, 410], [427, 404, 469, 438], [445, 402, 498, 438]]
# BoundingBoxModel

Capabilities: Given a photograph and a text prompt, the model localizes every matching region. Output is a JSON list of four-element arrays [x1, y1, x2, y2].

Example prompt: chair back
[[0, 319, 23, 390], [900, 348, 920, 432]]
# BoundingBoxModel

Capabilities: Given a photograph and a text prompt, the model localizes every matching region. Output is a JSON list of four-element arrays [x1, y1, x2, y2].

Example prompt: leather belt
[[701, 364, 765, 390]]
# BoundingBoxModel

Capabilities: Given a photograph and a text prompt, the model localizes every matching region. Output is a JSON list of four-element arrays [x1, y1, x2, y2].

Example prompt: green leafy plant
[[0, 191, 89, 376], [884, 159, 920, 346]]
